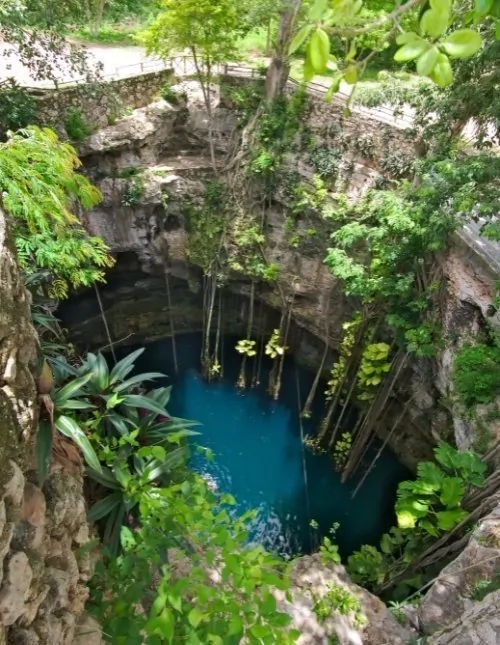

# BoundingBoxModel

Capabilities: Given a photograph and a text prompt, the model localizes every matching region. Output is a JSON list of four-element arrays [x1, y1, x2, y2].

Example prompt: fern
[[0, 126, 114, 297]]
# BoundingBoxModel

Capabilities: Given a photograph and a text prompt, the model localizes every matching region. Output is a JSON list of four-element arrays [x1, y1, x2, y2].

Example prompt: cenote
[[127, 331, 410, 559]]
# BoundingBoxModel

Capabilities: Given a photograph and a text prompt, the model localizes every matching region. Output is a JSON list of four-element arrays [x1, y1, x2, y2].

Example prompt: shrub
[[64, 107, 90, 141], [452, 343, 500, 407], [0, 79, 38, 136]]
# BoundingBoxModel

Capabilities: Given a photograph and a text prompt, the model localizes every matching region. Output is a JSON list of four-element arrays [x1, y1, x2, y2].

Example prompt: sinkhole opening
[[124, 331, 411, 559]]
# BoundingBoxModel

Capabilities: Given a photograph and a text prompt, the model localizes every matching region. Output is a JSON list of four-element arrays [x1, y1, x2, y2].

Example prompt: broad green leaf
[[441, 29, 482, 58], [396, 31, 421, 45], [92, 353, 110, 391], [344, 65, 358, 84], [475, 0, 494, 16], [114, 372, 165, 393], [54, 372, 93, 404], [37, 420, 53, 486], [496, 20, 500, 40], [417, 46, 439, 76], [380, 533, 393, 554], [88, 491, 122, 522], [260, 592, 277, 614], [434, 442, 457, 470], [436, 508, 468, 530], [309, 28, 330, 72], [325, 74, 342, 102], [56, 399, 95, 411], [55, 415, 102, 472], [109, 347, 145, 384], [308, 0, 328, 21], [419, 519, 440, 537], [440, 477, 465, 507], [86, 466, 120, 489], [289, 25, 313, 55], [167, 593, 182, 612], [394, 40, 429, 62], [120, 525, 136, 550], [417, 461, 445, 488], [122, 394, 169, 418], [396, 508, 417, 529], [420, 9, 449, 38], [228, 615, 243, 637], [188, 608, 203, 628]]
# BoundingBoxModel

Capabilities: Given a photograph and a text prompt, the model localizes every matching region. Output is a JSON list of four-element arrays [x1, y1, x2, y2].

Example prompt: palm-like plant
[[37, 346, 200, 553]]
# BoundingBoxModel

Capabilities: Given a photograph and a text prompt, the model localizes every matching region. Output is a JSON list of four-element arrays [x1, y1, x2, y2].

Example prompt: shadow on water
[[126, 332, 411, 560]]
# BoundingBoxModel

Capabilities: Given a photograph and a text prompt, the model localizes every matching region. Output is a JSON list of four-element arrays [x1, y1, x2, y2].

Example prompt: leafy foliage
[[0, 79, 38, 136], [65, 107, 91, 141], [0, 126, 114, 297], [90, 477, 299, 643], [293, 0, 488, 92], [313, 583, 364, 626], [452, 343, 500, 408]]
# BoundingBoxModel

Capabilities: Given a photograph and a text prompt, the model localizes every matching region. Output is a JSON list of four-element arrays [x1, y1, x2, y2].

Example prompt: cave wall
[[0, 208, 100, 645]]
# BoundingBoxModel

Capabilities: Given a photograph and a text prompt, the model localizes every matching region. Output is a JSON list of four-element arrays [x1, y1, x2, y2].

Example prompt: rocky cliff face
[[59, 80, 500, 469], [0, 208, 99, 645]]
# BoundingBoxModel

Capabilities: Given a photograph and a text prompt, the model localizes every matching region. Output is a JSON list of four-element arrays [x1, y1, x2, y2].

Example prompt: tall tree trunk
[[264, 0, 302, 103]]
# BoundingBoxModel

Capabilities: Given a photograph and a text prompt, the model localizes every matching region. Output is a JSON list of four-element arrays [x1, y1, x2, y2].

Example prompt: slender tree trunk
[[191, 47, 217, 172], [265, 0, 302, 103]]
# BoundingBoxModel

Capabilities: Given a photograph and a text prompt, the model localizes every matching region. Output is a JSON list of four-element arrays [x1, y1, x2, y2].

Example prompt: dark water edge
[[123, 332, 411, 559]]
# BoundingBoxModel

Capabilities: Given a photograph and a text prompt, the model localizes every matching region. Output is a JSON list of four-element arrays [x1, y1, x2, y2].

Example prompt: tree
[[0, 126, 114, 297], [142, 0, 251, 170], [284, 0, 487, 95]]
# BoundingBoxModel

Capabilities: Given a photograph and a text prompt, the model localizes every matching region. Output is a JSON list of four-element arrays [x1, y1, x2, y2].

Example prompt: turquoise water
[[133, 333, 410, 558]]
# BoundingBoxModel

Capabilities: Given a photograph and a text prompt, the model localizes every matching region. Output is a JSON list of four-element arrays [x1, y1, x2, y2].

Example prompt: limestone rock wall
[[0, 208, 99, 645], [421, 502, 500, 645], [29, 68, 174, 133]]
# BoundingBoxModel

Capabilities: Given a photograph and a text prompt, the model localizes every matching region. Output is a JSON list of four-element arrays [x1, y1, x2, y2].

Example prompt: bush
[[452, 343, 500, 407], [0, 80, 38, 136], [64, 107, 90, 141], [158, 82, 185, 106]]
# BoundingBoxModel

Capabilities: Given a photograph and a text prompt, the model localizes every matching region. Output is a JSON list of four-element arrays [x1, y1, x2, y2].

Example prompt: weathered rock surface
[[0, 208, 100, 644], [281, 554, 411, 645], [417, 503, 500, 645]]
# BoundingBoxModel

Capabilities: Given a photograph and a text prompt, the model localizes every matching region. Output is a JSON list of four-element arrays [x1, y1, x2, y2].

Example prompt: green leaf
[[380, 533, 393, 554], [309, 28, 330, 72], [441, 29, 482, 58], [344, 65, 358, 84], [308, 0, 328, 21], [289, 25, 313, 55], [113, 372, 165, 393], [86, 466, 120, 489], [417, 46, 439, 76], [419, 519, 440, 537], [440, 476, 465, 507], [496, 19, 500, 40], [396, 508, 417, 529], [420, 9, 449, 38], [37, 421, 53, 486], [109, 347, 145, 384], [434, 442, 458, 470], [417, 461, 445, 488], [325, 74, 342, 102], [88, 491, 122, 522], [436, 508, 468, 530], [92, 353, 110, 391], [55, 415, 102, 472], [475, 0, 494, 17], [56, 399, 95, 411], [396, 31, 421, 45], [188, 608, 204, 628], [261, 592, 277, 614], [228, 615, 243, 637], [168, 593, 182, 612], [122, 394, 169, 418], [120, 525, 136, 550], [54, 372, 93, 405], [303, 52, 315, 82], [394, 39, 429, 62]]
